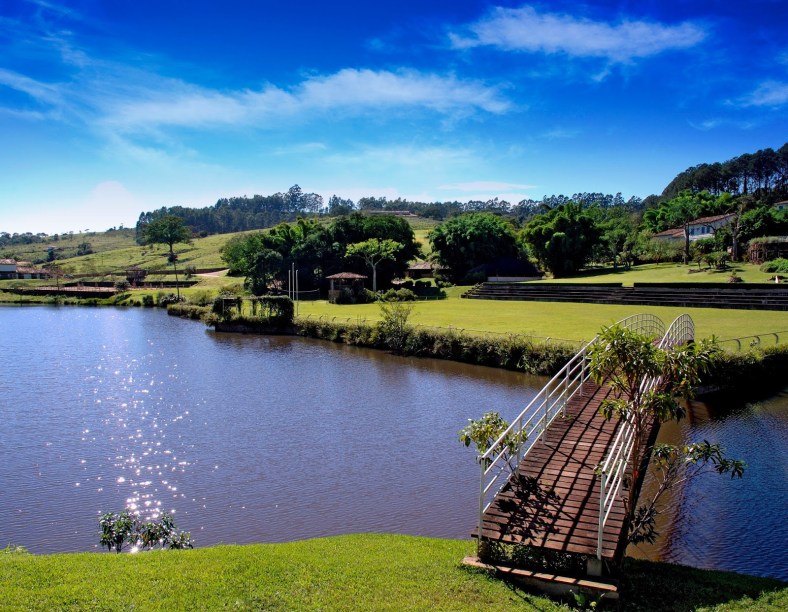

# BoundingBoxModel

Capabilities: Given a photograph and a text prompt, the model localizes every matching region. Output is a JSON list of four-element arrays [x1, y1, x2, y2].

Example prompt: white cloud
[[99, 68, 509, 135], [2, 52, 510, 138], [740, 80, 788, 107], [438, 180, 534, 192], [0, 67, 63, 106], [449, 5, 706, 62]]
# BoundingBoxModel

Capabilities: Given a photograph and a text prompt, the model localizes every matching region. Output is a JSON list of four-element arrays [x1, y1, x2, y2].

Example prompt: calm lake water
[[0, 306, 543, 553], [636, 390, 788, 581], [1, 306, 785, 581]]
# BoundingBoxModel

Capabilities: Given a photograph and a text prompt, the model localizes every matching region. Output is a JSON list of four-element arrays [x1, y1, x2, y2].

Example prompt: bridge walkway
[[476, 379, 655, 559]]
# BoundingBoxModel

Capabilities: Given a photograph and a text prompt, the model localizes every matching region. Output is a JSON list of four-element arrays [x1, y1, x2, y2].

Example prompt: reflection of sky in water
[[1, 306, 539, 554]]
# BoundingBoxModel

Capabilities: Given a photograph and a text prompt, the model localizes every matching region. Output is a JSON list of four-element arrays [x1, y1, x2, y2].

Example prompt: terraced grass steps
[[462, 282, 788, 311]]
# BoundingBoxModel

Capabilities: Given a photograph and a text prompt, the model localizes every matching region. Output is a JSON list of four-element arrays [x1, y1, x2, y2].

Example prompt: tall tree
[[428, 212, 521, 283], [346, 238, 402, 292], [141, 215, 192, 260], [521, 202, 600, 278]]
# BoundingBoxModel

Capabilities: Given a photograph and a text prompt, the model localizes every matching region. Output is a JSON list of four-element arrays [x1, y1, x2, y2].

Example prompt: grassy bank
[[295, 291, 788, 346], [2, 535, 785, 611], [3, 284, 786, 347]]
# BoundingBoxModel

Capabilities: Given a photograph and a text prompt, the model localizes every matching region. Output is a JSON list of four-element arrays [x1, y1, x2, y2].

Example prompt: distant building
[[0, 259, 48, 279], [774, 200, 788, 212], [652, 213, 735, 241], [0, 258, 16, 279], [406, 261, 445, 279]]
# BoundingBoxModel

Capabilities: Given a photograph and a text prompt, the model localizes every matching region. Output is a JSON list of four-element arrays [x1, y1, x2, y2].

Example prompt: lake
[[0, 306, 543, 553], [1, 305, 785, 581]]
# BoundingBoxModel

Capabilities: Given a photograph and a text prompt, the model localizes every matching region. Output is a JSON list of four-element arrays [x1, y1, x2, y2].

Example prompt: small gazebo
[[326, 272, 368, 304]]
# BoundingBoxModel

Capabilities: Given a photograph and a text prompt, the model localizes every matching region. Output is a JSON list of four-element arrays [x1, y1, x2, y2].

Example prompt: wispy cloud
[[438, 180, 534, 192], [449, 5, 707, 63], [0, 67, 62, 106], [1, 52, 510, 137], [739, 80, 788, 107]]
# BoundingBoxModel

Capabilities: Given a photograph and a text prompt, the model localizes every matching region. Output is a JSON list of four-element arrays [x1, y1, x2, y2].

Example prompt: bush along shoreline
[[294, 314, 577, 376], [174, 297, 788, 384]]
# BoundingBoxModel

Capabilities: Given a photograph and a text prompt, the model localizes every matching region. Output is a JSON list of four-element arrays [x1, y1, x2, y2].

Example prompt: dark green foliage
[[221, 214, 419, 292], [113, 279, 130, 292], [702, 344, 788, 392], [295, 318, 574, 375], [157, 292, 184, 307], [660, 142, 788, 201], [209, 295, 294, 327], [760, 258, 788, 273], [76, 241, 93, 256], [245, 248, 283, 295], [135, 186, 324, 237], [740, 206, 788, 243], [99, 511, 193, 553], [166, 303, 210, 320], [428, 213, 522, 284], [382, 288, 417, 301], [522, 202, 601, 277], [377, 302, 414, 353], [139, 215, 192, 256]]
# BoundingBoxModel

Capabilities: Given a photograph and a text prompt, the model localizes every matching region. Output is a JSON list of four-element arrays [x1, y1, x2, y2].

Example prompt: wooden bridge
[[468, 313, 695, 585]]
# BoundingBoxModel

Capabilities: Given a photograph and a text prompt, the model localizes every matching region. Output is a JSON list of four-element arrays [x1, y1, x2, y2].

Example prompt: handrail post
[[598, 471, 606, 560], [478, 461, 485, 555]]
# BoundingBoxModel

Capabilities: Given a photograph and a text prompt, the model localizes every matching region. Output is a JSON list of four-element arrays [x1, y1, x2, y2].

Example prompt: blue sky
[[1, 0, 786, 234]]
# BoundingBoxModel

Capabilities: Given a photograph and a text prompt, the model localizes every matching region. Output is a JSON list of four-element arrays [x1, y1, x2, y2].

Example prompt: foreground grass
[[1, 535, 785, 611]]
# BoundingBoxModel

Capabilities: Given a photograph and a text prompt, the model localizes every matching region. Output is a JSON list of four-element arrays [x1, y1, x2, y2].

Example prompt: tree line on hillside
[[661, 143, 788, 201], [134, 186, 647, 239], [156, 180, 788, 297], [133, 143, 787, 242]]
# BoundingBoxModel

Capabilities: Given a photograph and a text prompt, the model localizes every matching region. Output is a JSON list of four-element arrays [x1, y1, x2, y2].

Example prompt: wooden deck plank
[[476, 381, 651, 560]]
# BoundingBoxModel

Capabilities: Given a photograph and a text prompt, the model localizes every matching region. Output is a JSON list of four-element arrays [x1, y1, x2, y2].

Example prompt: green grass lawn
[[295, 290, 788, 346], [537, 262, 774, 285], [2, 535, 785, 611]]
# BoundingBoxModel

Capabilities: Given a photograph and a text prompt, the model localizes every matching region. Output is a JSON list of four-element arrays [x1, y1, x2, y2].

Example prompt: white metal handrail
[[596, 314, 695, 559], [477, 313, 666, 543]]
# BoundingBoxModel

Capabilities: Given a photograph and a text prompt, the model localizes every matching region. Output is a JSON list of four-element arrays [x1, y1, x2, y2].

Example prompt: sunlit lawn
[[537, 261, 774, 285], [2, 535, 785, 611], [296, 288, 788, 345]]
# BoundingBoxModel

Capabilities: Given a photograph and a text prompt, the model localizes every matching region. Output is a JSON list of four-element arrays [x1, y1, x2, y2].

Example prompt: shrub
[[760, 258, 788, 274], [99, 511, 193, 553], [141, 295, 155, 307], [114, 279, 130, 292], [158, 293, 184, 307], [295, 317, 574, 375], [377, 302, 414, 353], [167, 303, 210, 320], [382, 288, 417, 302]]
